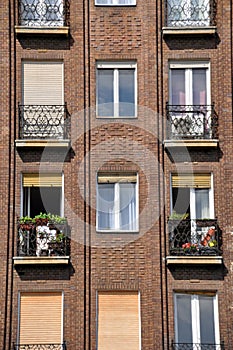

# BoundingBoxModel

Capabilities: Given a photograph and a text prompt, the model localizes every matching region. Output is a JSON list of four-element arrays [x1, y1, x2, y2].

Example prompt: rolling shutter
[[23, 173, 62, 187], [22, 61, 64, 105], [172, 174, 211, 188], [98, 174, 137, 183], [19, 292, 63, 344], [98, 291, 140, 350]]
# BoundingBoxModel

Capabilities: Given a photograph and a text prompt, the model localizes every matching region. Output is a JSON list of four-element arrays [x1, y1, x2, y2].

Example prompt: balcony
[[15, 0, 70, 35], [171, 342, 224, 350], [164, 104, 218, 148], [163, 0, 217, 35], [13, 215, 70, 265], [167, 219, 222, 265], [13, 343, 66, 350], [15, 104, 70, 148]]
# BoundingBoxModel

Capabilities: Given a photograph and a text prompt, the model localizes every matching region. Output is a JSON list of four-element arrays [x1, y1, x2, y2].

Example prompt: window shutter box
[[98, 174, 137, 183], [19, 292, 63, 344], [172, 174, 211, 188], [98, 291, 140, 350], [23, 173, 62, 187]]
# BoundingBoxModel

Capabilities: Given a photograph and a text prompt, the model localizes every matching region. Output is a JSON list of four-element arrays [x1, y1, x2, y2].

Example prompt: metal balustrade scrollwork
[[18, 0, 70, 27], [18, 104, 70, 140], [166, 104, 218, 140], [165, 0, 217, 27], [17, 219, 70, 257], [168, 219, 222, 256], [171, 341, 224, 350], [13, 343, 67, 350]]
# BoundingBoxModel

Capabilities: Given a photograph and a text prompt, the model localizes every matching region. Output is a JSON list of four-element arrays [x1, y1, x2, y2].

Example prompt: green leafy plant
[[169, 211, 189, 220]]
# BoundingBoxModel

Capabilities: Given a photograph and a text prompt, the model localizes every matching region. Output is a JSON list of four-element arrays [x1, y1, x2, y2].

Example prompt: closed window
[[18, 292, 63, 345], [96, 62, 137, 118], [98, 291, 141, 350], [97, 174, 138, 231], [174, 293, 220, 346]]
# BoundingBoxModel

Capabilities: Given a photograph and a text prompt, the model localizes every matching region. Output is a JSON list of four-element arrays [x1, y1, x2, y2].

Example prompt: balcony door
[[167, 0, 210, 27], [20, 0, 64, 27], [169, 62, 210, 138], [174, 293, 220, 348], [22, 61, 64, 139]]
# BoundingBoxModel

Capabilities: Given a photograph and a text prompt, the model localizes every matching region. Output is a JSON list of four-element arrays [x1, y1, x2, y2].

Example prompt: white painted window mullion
[[191, 295, 200, 345], [114, 69, 119, 117], [115, 183, 120, 229]]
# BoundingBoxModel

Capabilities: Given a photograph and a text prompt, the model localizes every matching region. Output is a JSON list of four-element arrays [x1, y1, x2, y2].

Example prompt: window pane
[[119, 183, 136, 230], [98, 184, 115, 230], [199, 296, 216, 344], [193, 69, 206, 105], [119, 69, 135, 117], [195, 189, 209, 219], [172, 187, 190, 217], [97, 70, 114, 116], [23, 187, 61, 217], [171, 69, 185, 105], [176, 294, 193, 343]]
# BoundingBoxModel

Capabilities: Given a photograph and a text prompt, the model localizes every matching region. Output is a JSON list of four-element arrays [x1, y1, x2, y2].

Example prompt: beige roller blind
[[23, 173, 62, 187], [98, 174, 137, 183], [172, 174, 211, 188], [98, 291, 140, 350], [23, 61, 64, 105], [19, 292, 63, 344]]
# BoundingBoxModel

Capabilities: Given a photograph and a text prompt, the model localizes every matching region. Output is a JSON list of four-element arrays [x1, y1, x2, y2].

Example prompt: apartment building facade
[[0, 0, 233, 349]]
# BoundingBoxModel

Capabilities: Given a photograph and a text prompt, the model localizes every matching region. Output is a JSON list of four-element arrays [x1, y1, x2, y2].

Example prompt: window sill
[[162, 26, 217, 36], [164, 139, 219, 148], [15, 26, 69, 35], [96, 229, 139, 234], [15, 139, 70, 148], [166, 256, 222, 265], [13, 256, 70, 265]]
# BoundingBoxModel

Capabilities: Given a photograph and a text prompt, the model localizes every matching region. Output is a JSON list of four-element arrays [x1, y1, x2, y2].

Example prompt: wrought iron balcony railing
[[17, 218, 70, 257], [18, 104, 70, 140], [166, 104, 218, 140], [165, 0, 217, 27], [18, 0, 70, 27], [171, 342, 224, 350], [168, 219, 222, 256], [13, 343, 66, 350]]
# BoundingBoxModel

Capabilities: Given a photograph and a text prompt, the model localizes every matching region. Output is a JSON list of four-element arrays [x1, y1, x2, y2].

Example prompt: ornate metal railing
[[166, 104, 218, 140], [18, 0, 70, 27], [165, 0, 217, 27], [13, 343, 66, 350], [168, 219, 222, 256], [18, 104, 70, 140], [17, 219, 70, 257], [171, 342, 224, 350]]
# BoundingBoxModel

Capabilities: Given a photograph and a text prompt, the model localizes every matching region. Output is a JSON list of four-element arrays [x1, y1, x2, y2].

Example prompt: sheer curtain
[[98, 184, 115, 230], [119, 183, 136, 230], [195, 189, 210, 219]]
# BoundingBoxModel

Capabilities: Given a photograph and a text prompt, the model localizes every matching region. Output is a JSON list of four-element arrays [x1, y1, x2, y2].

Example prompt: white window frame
[[96, 61, 137, 118], [95, 0, 136, 6], [169, 61, 211, 106], [96, 174, 139, 232], [20, 173, 64, 217], [174, 293, 220, 346]]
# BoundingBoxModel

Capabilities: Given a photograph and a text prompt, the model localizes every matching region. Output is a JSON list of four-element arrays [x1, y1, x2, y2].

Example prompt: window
[[20, 0, 64, 27], [167, 0, 210, 27], [97, 174, 138, 231], [21, 61, 65, 139], [96, 62, 137, 118], [22, 173, 63, 217], [171, 173, 214, 220], [174, 293, 220, 346], [95, 0, 136, 6], [169, 62, 211, 138], [18, 292, 63, 345], [98, 291, 141, 350]]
